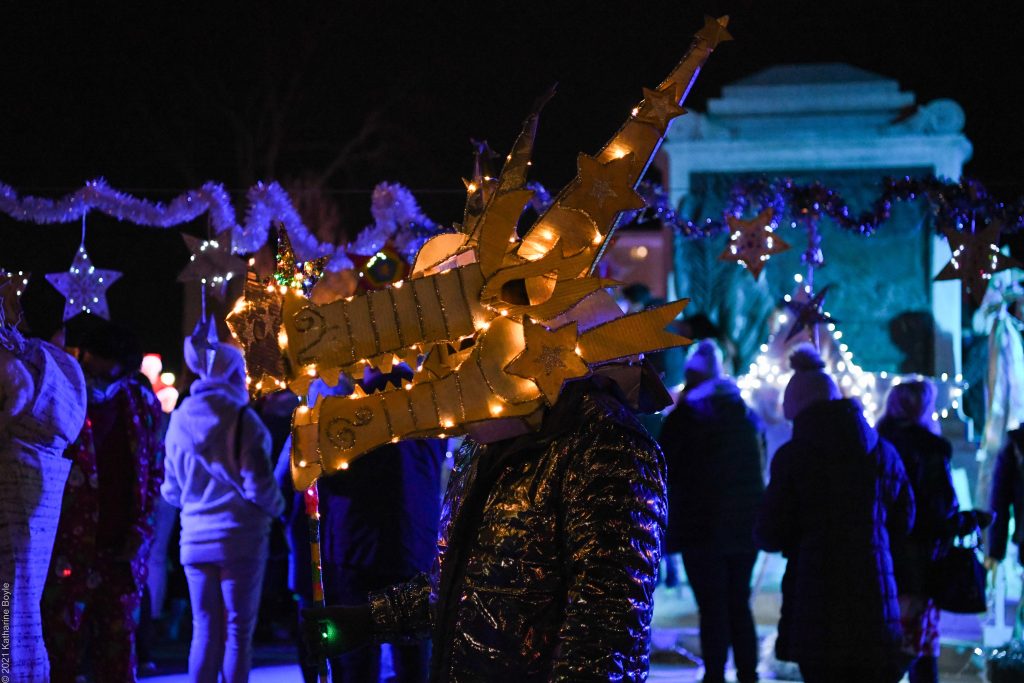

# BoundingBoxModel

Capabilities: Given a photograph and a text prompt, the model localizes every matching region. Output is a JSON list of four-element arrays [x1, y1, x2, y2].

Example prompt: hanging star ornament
[[505, 319, 591, 404], [785, 285, 837, 342], [178, 234, 246, 300], [226, 269, 288, 397], [45, 244, 122, 321], [934, 220, 1024, 306], [719, 208, 789, 279]]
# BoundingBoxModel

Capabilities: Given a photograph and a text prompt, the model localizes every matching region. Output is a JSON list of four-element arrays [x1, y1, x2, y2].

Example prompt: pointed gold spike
[[476, 189, 535, 277], [519, 16, 730, 272], [695, 15, 732, 47], [577, 299, 691, 363], [497, 84, 556, 193]]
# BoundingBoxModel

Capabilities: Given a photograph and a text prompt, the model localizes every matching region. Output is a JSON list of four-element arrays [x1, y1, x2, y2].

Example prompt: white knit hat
[[684, 339, 723, 380]]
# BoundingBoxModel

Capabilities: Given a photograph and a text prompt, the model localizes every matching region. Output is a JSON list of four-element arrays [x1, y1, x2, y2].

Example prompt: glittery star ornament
[[226, 269, 287, 396], [178, 234, 246, 300], [273, 228, 328, 296], [45, 245, 121, 321], [719, 208, 790, 279], [934, 221, 1024, 306], [785, 285, 837, 342], [505, 319, 590, 403], [635, 86, 687, 131]]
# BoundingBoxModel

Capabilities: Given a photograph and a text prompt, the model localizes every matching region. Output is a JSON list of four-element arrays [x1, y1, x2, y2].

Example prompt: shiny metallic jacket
[[368, 379, 668, 682]]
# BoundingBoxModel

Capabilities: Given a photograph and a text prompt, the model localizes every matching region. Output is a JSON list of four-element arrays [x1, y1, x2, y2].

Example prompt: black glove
[[300, 604, 373, 664]]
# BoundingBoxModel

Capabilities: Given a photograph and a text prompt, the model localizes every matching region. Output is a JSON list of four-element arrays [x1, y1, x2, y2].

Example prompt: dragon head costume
[[227, 16, 732, 490]]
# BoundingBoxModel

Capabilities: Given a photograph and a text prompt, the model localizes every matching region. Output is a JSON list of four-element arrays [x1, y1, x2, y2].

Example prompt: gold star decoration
[[561, 153, 646, 231], [635, 85, 687, 131], [505, 319, 590, 404], [178, 234, 246, 300], [695, 15, 733, 48], [935, 220, 1024, 306], [226, 269, 288, 396], [718, 208, 790, 279]]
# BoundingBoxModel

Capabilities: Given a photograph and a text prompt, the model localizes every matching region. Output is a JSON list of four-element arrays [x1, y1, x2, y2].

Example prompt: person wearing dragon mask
[[222, 17, 733, 682]]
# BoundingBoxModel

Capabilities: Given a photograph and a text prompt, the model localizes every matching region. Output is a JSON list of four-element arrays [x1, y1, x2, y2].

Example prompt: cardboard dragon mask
[[231, 17, 731, 490]]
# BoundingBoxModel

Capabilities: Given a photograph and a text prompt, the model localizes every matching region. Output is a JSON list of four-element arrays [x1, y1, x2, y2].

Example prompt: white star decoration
[[45, 244, 122, 321]]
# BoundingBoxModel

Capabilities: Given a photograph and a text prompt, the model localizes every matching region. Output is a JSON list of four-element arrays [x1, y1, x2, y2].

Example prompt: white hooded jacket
[[161, 334, 284, 564]]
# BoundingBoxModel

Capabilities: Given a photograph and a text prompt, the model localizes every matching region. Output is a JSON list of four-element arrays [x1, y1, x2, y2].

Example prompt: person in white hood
[[162, 317, 285, 683]]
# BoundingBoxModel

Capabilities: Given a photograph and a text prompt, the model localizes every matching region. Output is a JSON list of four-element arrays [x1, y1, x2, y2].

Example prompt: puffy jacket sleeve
[[239, 408, 286, 518], [551, 423, 667, 682], [754, 443, 797, 553], [988, 442, 1017, 561]]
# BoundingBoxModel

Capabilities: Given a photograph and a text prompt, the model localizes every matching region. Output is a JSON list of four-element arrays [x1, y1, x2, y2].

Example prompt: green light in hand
[[320, 619, 341, 650]]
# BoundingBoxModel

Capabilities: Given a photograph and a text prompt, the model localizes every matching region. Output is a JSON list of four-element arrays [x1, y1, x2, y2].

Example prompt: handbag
[[988, 639, 1024, 683], [929, 529, 987, 614]]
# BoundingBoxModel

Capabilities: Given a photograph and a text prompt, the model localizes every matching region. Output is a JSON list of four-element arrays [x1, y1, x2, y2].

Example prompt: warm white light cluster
[[737, 274, 966, 426]]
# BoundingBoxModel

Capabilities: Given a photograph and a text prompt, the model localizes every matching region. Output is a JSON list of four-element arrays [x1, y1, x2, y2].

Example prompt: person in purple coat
[[877, 380, 960, 683], [754, 345, 914, 683]]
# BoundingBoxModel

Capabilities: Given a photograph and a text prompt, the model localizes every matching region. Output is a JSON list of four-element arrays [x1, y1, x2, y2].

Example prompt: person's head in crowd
[[782, 343, 841, 420], [68, 313, 143, 387], [881, 378, 938, 433], [621, 283, 653, 314], [684, 338, 723, 390]]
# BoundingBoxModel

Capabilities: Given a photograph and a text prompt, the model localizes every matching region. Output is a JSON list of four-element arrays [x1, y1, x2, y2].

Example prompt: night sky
[[2, 2, 1022, 367]]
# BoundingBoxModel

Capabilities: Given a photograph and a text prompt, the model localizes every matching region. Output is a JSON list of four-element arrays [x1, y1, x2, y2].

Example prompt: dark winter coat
[[988, 428, 1024, 566], [367, 378, 667, 683], [876, 418, 958, 595], [659, 377, 764, 554], [283, 438, 445, 600], [754, 399, 914, 667]]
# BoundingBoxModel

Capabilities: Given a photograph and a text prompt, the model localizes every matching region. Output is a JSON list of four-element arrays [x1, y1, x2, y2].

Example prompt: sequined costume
[[368, 378, 667, 682], [0, 337, 86, 683], [41, 377, 164, 683]]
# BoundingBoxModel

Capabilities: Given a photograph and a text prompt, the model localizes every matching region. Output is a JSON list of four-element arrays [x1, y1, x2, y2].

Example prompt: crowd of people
[[1, 304, 1019, 683]]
